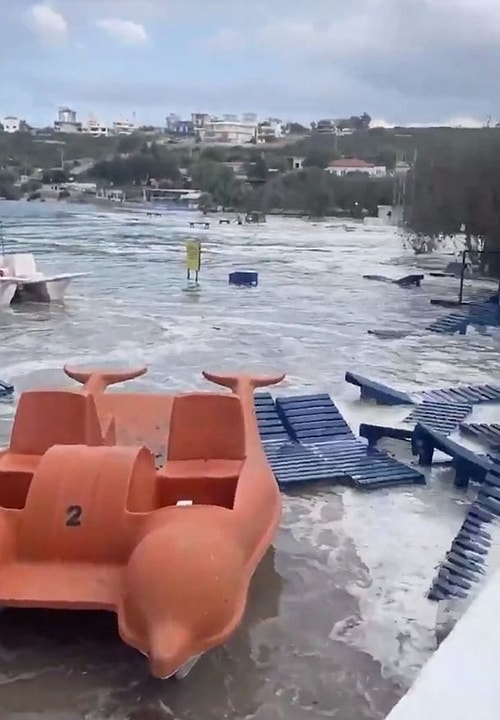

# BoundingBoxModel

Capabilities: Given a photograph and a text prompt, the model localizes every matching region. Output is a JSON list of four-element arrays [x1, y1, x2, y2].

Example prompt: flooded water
[[0, 201, 499, 719]]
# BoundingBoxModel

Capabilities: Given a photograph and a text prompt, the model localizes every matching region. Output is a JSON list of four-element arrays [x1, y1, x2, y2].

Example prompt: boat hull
[[0, 367, 284, 678], [0, 253, 87, 306]]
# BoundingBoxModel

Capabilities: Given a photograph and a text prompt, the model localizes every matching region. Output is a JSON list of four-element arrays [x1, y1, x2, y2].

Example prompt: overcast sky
[[0, 0, 497, 127]]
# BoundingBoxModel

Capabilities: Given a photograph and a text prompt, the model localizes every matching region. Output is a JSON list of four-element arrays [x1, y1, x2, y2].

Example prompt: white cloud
[[203, 28, 245, 51], [10, 0, 500, 123], [96, 18, 148, 45], [30, 3, 68, 43], [372, 117, 485, 129], [445, 116, 485, 128]]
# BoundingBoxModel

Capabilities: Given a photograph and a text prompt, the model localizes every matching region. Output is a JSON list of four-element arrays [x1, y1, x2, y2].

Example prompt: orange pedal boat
[[0, 366, 284, 679]]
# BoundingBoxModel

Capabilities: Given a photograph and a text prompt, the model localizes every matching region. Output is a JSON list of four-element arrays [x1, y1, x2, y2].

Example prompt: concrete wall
[[386, 568, 500, 720]]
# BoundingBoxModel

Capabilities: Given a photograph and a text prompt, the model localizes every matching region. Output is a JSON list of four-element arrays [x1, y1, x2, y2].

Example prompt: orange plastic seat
[[0, 390, 116, 479], [161, 392, 245, 477], [8, 390, 116, 453], [156, 393, 246, 510]]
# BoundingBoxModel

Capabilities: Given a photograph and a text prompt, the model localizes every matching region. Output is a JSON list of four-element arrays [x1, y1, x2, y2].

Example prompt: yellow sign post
[[185, 239, 201, 282]]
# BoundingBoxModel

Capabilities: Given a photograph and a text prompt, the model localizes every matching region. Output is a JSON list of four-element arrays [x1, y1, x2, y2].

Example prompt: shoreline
[[3, 195, 387, 222]]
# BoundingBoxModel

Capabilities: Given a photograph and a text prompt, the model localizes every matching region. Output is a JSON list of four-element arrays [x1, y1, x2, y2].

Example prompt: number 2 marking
[[65, 505, 83, 527]]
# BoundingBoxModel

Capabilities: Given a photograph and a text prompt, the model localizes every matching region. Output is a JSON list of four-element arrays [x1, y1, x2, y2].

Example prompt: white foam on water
[[330, 485, 466, 684]]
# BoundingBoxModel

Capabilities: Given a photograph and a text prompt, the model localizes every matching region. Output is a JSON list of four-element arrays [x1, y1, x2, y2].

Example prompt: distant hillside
[[1, 126, 499, 176], [289, 126, 500, 170], [0, 131, 149, 172]]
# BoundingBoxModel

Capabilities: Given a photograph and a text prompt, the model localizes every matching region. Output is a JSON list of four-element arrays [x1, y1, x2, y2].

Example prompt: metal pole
[[458, 249, 466, 303]]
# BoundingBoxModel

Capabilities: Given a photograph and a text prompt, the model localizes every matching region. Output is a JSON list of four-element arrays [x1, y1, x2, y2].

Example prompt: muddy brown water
[[0, 504, 402, 720], [0, 203, 499, 718]]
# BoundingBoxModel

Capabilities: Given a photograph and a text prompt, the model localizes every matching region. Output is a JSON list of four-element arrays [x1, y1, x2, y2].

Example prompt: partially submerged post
[[185, 239, 201, 283], [458, 249, 467, 304]]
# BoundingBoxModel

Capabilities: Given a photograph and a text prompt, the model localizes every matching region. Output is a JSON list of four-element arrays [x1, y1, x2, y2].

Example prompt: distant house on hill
[[325, 158, 387, 177]]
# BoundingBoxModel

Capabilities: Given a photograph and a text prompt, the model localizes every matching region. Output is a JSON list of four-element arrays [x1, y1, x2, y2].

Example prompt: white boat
[[0, 253, 88, 307]]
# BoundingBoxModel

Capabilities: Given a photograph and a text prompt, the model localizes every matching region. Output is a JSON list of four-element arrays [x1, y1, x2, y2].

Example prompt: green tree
[[245, 156, 268, 181], [21, 179, 42, 194], [0, 169, 17, 186], [198, 192, 213, 211], [287, 122, 309, 135], [191, 160, 240, 206], [0, 183, 20, 200], [303, 168, 333, 217], [303, 149, 335, 169], [408, 133, 500, 276], [200, 147, 225, 162], [116, 135, 143, 155], [90, 151, 180, 186]]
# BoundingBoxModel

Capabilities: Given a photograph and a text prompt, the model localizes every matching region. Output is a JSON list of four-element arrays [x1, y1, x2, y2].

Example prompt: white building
[[166, 113, 181, 131], [53, 110, 135, 137], [203, 120, 257, 145], [55, 120, 82, 133], [3, 116, 21, 133], [59, 107, 77, 123], [54, 107, 82, 133], [257, 118, 284, 142], [64, 181, 98, 194], [112, 119, 135, 135], [288, 156, 306, 170], [144, 188, 202, 209], [82, 115, 109, 137], [98, 188, 125, 202], [316, 119, 337, 134], [326, 158, 387, 177], [192, 112, 210, 130]]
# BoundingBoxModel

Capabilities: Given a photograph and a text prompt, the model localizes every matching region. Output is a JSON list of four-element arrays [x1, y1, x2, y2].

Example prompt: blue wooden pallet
[[254, 392, 290, 442], [360, 423, 413, 446], [310, 440, 425, 489], [360, 400, 471, 447], [257, 392, 424, 489], [412, 424, 493, 489], [469, 303, 500, 322], [405, 400, 472, 434], [427, 303, 500, 335], [346, 373, 499, 446], [345, 372, 500, 408], [275, 393, 354, 443], [428, 455, 500, 601], [263, 442, 331, 485], [367, 328, 411, 340], [263, 438, 424, 488], [420, 384, 500, 405], [363, 273, 424, 287], [430, 291, 500, 307], [0, 379, 14, 399], [460, 423, 500, 451], [426, 312, 469, 334], [345, 371, 415, 405]]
